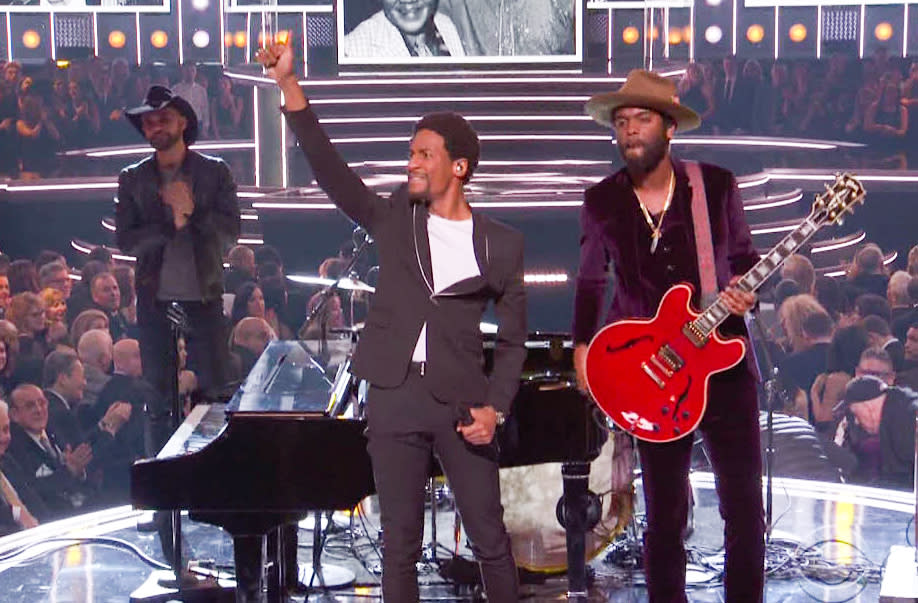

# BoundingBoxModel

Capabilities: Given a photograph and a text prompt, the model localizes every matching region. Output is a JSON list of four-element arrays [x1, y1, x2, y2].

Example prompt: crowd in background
[[1, 49, 918, 179], [0, 57, 249, 179], [0, 241, 358, 535]]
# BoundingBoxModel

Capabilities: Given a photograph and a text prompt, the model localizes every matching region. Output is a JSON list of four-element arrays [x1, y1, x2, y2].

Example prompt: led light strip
[[810, 231, 866, 253], [744, 191, 803, 210]]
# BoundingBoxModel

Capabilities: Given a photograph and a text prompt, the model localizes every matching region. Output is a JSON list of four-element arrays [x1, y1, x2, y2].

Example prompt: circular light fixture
[[874, 22, 893, 42], [234, 31, 247, 48], [650, 26, 660, 41], [150, 30, 169, 49], [190, 0, 209, 10], [191, 30, 210, 48], [622, 26, 640, 45], [668, 29, 682, 45], [224, 32, 234, 47], [746, 24, 765, 44], [704, 25, 723, 45], [789, 23, 807, 43], [22, 30, 41, 49], [705, 0, 722, 6], [108, 30, 126, 49]]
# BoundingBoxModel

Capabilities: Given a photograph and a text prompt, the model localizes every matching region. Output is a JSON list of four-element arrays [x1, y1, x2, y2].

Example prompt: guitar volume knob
[[661, 406, 670, 415]]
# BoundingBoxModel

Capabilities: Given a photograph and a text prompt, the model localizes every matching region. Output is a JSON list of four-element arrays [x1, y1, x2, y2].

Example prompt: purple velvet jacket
[[572, 158, 759, 345]]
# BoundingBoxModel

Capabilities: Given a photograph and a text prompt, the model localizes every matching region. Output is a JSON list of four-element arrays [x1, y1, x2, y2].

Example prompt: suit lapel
[[413, 203, 435, 294]]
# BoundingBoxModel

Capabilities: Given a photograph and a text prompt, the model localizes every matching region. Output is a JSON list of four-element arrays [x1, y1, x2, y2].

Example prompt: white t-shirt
[[412, 214, 479, 362]]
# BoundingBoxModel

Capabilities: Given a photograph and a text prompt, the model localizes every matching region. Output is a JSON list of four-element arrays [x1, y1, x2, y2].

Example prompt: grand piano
[[131, 338, 606, 601]]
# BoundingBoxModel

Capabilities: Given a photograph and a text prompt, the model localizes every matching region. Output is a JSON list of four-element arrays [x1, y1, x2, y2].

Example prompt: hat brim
[[126, 97, 199, 145], [586, 91, 701, 132]]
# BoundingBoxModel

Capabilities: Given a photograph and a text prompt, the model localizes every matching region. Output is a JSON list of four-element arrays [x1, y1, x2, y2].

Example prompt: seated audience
[[230, 282, 265, 327], [0, 273, 10, 319], [855, 347, 897, 386], [862, 315, 905, 372], [892, 277, 918, 342], [6, 293, 51, 377], [781, 254, 816, 295], [112, 265, 137, 330], [66, 260, 108, 325], [845, 244, 889, 302], [808, 324, 868, 435], [229, 317, 275, 381], [7, 260, 38, 295], [888, 270, 912, 324], [854, 293, 892, 323], [814, 275, 847, 322], [38, 287, 68, 349], [38, 261, 72, 301], [224, 245, 256, 296]]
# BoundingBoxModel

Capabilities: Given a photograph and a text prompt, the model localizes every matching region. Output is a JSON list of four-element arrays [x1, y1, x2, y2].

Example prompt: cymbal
[[286, 274, 375, 293]]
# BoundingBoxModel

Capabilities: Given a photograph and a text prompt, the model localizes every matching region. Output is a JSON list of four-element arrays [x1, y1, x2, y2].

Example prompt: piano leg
[[233, 534, 266, 603], [561, 462, 593, 600]]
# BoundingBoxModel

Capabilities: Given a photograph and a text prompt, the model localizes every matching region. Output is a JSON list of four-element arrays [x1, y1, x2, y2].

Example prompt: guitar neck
[[691, 216, 822, 338]]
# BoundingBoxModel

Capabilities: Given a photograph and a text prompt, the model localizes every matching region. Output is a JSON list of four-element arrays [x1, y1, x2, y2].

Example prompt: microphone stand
[[744, 309, 785, 544], [296, 228, 373, 348]]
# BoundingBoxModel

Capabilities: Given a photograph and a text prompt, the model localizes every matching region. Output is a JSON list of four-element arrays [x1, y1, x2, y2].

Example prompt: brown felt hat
[[586, 69, 701, 132]]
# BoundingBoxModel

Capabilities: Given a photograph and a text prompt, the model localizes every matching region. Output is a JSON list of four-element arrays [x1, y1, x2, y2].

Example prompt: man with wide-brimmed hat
[[572, 70, 764, 602], [115, 85, 240, 451]]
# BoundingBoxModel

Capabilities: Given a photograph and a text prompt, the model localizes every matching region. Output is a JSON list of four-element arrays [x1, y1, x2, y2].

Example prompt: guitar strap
[[684, 161, 718, 306]]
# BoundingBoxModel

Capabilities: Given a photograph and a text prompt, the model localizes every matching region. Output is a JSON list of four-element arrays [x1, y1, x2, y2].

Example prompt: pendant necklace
[[634, 170, 676, 254]]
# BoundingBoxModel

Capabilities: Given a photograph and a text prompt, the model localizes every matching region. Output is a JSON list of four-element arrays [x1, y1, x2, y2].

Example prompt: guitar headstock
[[810, 173, 866, 226]]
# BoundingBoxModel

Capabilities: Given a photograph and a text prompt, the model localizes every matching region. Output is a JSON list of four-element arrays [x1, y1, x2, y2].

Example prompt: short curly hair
[[413, 112, 480, 183]]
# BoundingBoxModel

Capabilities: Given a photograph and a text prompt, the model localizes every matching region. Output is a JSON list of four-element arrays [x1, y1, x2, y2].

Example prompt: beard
[[148, 130, 182, 151], [617, 135, 669, 176]]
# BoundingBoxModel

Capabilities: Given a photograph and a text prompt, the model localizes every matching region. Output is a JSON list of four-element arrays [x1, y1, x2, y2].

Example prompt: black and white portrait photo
[[338, 0, 580, 63]]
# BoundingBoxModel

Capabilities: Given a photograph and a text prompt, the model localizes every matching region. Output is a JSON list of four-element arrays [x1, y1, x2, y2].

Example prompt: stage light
[[789, 23, 807, 43], [746, 24, 765, 44], [108, 30, 126, 49], [705, 0, 723, 6], [275, 30, 290, 45], [224, 32, 234, 47], [55, 60, 70, 68], [704, 25, 723, 44], [668, 29, 682, 45], [622, 26, 640, 45], [874, 22, 893, 42], [234, 31, 246, 48], [651, 26, 660, 41], [190, 0, 209, 10], [192, 30, 210, 48], [151, 30, 169, 48], [682, 26, 693, 42], [22, 30, 41, 50]]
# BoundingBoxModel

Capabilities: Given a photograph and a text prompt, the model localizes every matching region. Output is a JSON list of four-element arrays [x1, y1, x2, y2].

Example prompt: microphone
[[352, 226, 373, 247]]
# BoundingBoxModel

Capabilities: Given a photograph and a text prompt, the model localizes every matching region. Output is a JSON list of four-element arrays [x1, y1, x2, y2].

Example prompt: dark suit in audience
[[0, 454, 50, 529], [7, 422, 85, 518]]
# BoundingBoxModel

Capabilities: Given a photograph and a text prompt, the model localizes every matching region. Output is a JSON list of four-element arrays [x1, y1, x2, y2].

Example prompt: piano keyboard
[[156, 403, 228, 459]]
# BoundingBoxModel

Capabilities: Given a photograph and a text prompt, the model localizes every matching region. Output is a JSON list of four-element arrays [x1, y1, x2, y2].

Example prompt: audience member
[[76, 329, 113, 410], [228, 317, 275, 381], [112, 265, 137, 331], [67, 260, 108, 324], [38, 261, 72, 300], [6, 292, 51, 371], [864, 79, 908, 141], [90, 273, 128, 341], [892, 277, 918, 342], [845, 244, 888, 301], [833, 375, 917, 489], [86, 248, 114, 272], [230, 282, 265, 327], [224, 245, 256, 295], [6, 384, 91, 517], [908, 245, 918, 278], [38, 288, 68, 350], [261, 278, 295, 340], [0, 321, 17, 396], [211, 76, 245, 140], [0, 400, 44, 534], [855, 347, 897, 386], [854, 293, 892, 323], [7, 260, 38, 295], [16, 96, 61, 179], [69, 309, 110, 350], [66, 80, 101, 148], [888, 271, 912, 322], [0, 274, 10, 319], [809, 324, 870, 435], [172, 63, 210, 138], [781, 254, 816, 294], [862, 315, 905, 371], [814, 275, 846, 321]]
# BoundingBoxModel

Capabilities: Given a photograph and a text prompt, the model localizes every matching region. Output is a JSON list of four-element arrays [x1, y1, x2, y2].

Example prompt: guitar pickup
[[641, 362, 666, 389], [658, 344, 684, 370], [649, 355, 674, 377]]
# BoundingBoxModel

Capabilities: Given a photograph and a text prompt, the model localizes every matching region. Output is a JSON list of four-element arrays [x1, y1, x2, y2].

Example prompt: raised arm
[[256, 43, 390, 232]]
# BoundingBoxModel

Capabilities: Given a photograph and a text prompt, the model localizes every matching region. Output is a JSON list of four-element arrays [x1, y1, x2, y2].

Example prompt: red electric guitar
[[585, 173, 866, 443]]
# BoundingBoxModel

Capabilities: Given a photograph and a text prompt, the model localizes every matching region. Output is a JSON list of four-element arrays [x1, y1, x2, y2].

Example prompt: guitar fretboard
[[691, 217, 821, 338]]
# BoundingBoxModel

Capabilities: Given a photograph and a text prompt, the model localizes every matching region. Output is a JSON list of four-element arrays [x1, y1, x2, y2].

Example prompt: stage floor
[[0, 472, 911, 602]]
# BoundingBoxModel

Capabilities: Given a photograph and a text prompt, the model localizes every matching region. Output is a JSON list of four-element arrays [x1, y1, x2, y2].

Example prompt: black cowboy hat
[[125, 85, 199, 145]]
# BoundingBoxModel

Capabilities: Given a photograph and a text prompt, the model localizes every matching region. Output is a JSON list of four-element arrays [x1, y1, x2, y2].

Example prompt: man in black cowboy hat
[[115, 85, 240, 451], [572, 70, 763, 602]]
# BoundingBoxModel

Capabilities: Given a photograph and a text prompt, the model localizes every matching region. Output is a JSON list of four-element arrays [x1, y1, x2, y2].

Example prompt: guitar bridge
[[658, 344, 684, 370], [682, 323, 708, 348]]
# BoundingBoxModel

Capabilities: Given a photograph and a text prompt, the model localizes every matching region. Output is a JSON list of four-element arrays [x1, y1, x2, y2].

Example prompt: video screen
[[337, 0, 583, 64], [0, 0, 169, 13]]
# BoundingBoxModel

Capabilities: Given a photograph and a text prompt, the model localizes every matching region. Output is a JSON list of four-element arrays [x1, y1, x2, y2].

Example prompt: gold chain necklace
[[634, 170, 676, 254]]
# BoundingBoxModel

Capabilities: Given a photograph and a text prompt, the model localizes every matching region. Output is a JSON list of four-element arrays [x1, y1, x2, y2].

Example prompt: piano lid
[[226, 340, 334, 414]]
